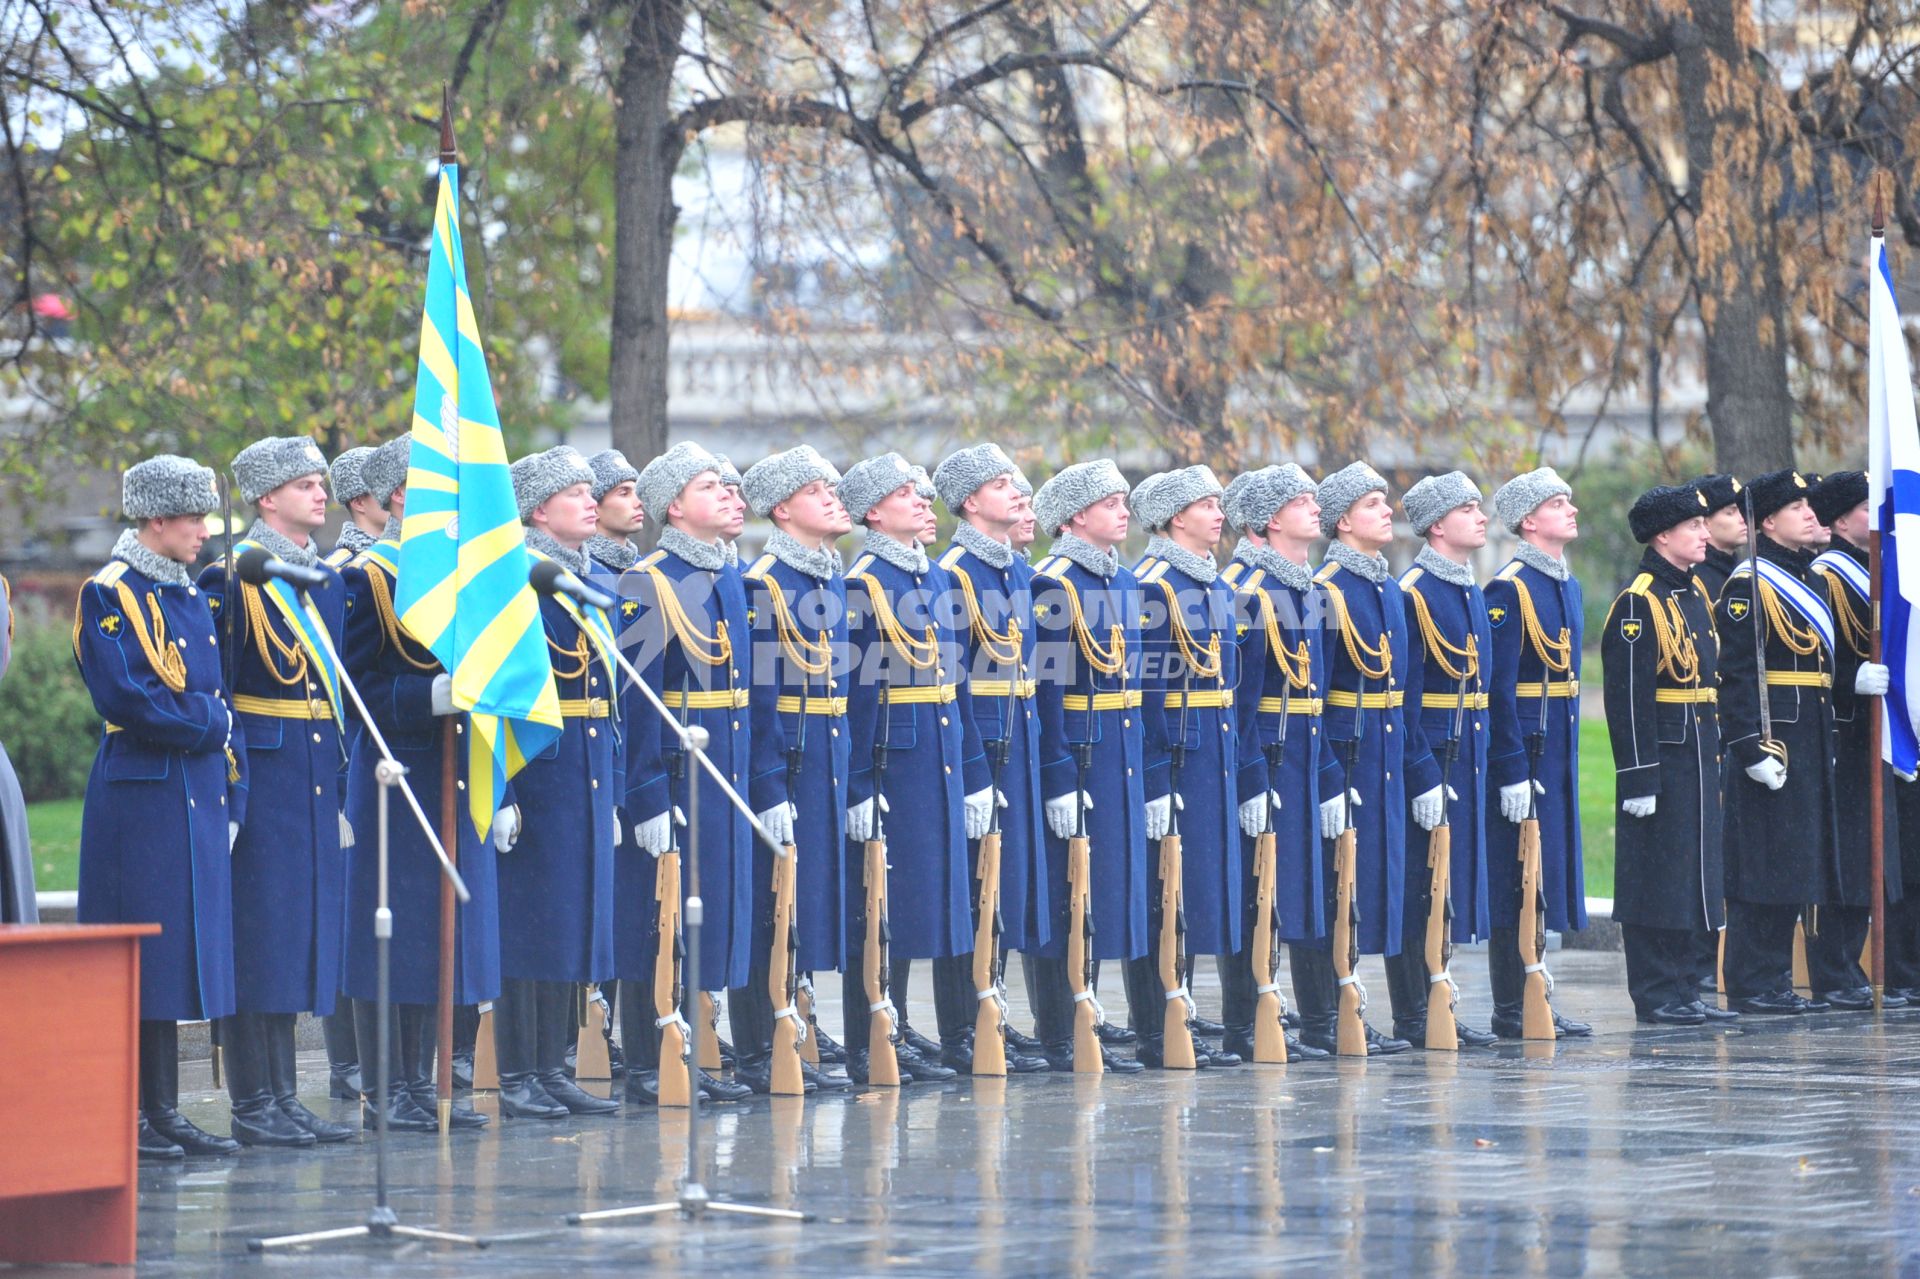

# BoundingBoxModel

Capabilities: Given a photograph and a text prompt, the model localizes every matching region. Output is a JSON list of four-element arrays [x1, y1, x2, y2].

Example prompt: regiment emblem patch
[[620, 599, 640, 621], [1728, 599, 1749, 621], [1620, 618, 1642, 643], [98, 611, 123, 638], [207, 596, 221, 614], [1488, 605, 1507, 627]]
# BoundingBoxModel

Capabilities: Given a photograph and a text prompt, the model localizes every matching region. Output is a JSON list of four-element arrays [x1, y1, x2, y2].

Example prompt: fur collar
[[334, 524, 378, 558], [860, 529, 930, 575], [723, 538, 740, 567], [1144, 534, 1217, 584], [954, 520, 1014, 570], [244, 518, 319, 569], [525, 528, 589, 576], [1236, 538, 1314, 592], [380, 514, 403, 543], [1324, 538, 1389, 584], [586, 533, 640, 572], [1513, 540, 1570, 582], [659, 525, 727, 572], [1414, 544, 1475, 588], [766, 528, 842, 581], [111, 528, 192, 586], [1048, 530, 1121, 579]]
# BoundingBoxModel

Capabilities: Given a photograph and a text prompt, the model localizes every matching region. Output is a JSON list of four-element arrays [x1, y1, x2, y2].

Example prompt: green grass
[[1578, 716, 1615, 900], [26, 797, 82, 894]]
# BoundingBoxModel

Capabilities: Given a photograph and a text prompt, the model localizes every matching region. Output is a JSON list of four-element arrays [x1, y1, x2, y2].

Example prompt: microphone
[[236, 545, 331, 593], [529, 557, 617, 611]]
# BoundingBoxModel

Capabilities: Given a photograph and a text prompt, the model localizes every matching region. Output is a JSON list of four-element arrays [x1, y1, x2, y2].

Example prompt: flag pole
[[434, 84, 460, 1135], [1870, 173, 1889, 1014]]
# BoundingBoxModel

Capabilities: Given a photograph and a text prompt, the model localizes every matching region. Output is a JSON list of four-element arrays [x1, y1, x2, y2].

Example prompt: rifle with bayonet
[[1157, 661, 1198, 1069], [1251, 598, 1298, 1064], [1331, 673, 1368, 1058], [1424, 664, 1470, 1052], [654, 698, 692, 1106], [1517, 654, 1555, 1041], [863, 675, 902, 1085], [972, 672, 1016, 1077], [1067, 733, 1103, 1074], [768, 675, 809, 1097]]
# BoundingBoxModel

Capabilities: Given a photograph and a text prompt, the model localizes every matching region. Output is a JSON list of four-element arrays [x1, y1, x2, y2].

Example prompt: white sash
[[1811, 548, 1870, 603], [1731, 556, 1836, 655]]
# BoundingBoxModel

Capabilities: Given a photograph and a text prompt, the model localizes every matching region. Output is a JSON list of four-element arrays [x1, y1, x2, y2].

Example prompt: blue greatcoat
[[1484, 556, 1587, 932], [844, 548, 987, 961], [497, 582, 618, 984], [1135, 554, 1243, 956], [939, 539, 1051, 953], [199, 553, 347, 1014], [1397, 561, 1494, 943], [75, 555, 246, 1022], [744, 549, 850, 973], [1225, 557, 1333, 946], [338, 541, 500, 1006], [1031, 553, 1150, 962], [617, 546, 755, 991], [1314, 556, 1410, 956]]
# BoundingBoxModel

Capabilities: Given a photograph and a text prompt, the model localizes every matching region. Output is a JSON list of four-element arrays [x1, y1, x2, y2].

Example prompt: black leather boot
[[843, 950, 906, 1085], [138, 1113, 185, 1161], [1125, 955, 1175, 1068], [223, 1014, 313, 1148], [1488, 927, 1527, 1039], [495, 979, 566, 1119], [353, 1000, 434, 1132], [1384, 946, 1430, 1045], [406, 1006, 490, 1130], [1027, 956, 1077, 1071], [1290, 947, 1340, 1055], [537, 983, 619, 1115], [451, 1002, 479, 1091], [727, 968, 780, 1095], [144, 1019, 240, 1155], [933, 954, 979, 1073], [621, 980, 661, 1105], [322, 1000, 362, 1100], [268, 1012, 353, 1142], [135, 1027, 187, 1160]]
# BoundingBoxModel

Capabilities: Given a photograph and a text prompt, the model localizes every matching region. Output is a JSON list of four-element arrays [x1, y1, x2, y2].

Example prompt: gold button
[[314, 785, 323, 796], [1385, 724, 1393, 733], [733, 720, 740, 730], [944, 765, 952, 774], [941, 716, 950, 726], [592, 779, 600, 790], [313, 732, 322, 743], [1123, 719, 1132, 728], [177, 638, 187, 649], [831, 728, 840, 737], [589, 727, 598, 738], [188, 586, 198, 596], [457, 780, 466, 791], [455, 723, 464, 735]]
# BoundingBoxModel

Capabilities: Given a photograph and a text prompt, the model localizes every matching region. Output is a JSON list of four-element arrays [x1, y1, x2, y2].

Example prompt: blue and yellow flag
[[394, 161, 560, 836]]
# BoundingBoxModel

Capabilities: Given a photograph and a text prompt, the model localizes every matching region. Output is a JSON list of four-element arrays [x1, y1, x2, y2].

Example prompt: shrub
[[1, 616, 102, 801]]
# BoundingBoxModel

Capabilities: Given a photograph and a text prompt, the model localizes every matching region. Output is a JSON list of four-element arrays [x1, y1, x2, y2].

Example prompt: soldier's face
[[597, 481, 644, 538], [1268, 491, 1321, 544], [1831, 501, 1870, 547], [1429, 500, 1487, 551], [1655, 516, 1709, 566], [1170, 495, 1224, 547], [668, 471, 731, 541], [866, 484, 925, 542], [917, 495, 939, 544], [1705, 503, 1746, 550], [261, 473, 329, 535], [149, 514, 210, 564], [1762, 497, 1819, 550], [722, 484, 747, 538], [1524, 494, 1579, 545], [1012, 499, 1036, 548], [965, 475, 1021, 529], [1338, 489, 1394, 549], [776, 479, 852, 541], [1072, 492, 1130, 548], [536, 482, 598, 547]]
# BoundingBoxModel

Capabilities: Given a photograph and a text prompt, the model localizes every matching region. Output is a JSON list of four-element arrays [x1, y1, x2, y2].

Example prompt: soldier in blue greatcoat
[[201, 436, 355, 1146], [75, 454, 246, 1159], [486, 447, 623, 1120], [1385, 472, 1498, 1049], [616, 442, 755, 1105], [338, 437, 496, 1132], [1128, 466, 1245, 1069], [1484, 467, 1592, 1039]]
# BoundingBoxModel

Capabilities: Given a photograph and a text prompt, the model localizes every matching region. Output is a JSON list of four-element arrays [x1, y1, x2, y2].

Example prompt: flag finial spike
[[439, 83, 457, 167], [1872, 169, 1887, 237]]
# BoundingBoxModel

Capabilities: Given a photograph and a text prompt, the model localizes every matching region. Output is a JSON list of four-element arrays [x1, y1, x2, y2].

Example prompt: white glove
[[1319, 788, 1361, 839], [963, 787, 1000, 840], [1621, 795, 1657, 819], [613, 810, 623, 848], [1239, 794, 1273, 837], [846, 795, 890, 843], [637, 806, 685, 856], [1145, 793, 1182, 841], [492, 805, 521, 853], [1411, 784, 1457, 832], [431, 672, 455, 716], [758, 801, 797, 846], [1045, 791, 1093, 839], [1856, 662, 1891, 696], [1500, 779, 1545, 824], [228, 820, 241, 853], [338, 811, 355, 849], [1745, 757, 1787, 790]]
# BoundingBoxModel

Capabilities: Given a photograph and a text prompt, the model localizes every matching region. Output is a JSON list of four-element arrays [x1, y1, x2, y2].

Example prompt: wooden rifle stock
[[768, 844, 804, 1096], [972, 829, 1007, 1077], [1250, 830, 1287, 1063], [1517, 817, 1554, 1040], [796, 978, 820, 1065], [1424, 822, 1458, 1051], [653, 850, 691, 1107], [1066, 832, 1103, 1073], [863, 835, 901, 1085], [1157, 831, 1197, 1069], [1331, 826, 1367, 1057]]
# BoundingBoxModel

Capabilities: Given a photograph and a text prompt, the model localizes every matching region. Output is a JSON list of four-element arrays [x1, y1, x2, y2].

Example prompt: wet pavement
[[46, 949, 1920, 1276]]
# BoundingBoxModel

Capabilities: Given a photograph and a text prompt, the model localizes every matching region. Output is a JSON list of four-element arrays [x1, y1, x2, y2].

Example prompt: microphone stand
[[249, 579, 482, 1254], [546, 567, 810, 1229]]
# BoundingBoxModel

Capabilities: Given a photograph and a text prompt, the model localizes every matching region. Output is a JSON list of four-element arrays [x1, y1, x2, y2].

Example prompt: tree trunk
[[1673, 1, 1797, 475], [608, 0, 688, 470]]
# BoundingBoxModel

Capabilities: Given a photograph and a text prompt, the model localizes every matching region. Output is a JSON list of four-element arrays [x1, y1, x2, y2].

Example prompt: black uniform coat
[[1715, 535, 1841, 906], [1602, 548, 1724, 932], [1695, 544, 1737, 606]]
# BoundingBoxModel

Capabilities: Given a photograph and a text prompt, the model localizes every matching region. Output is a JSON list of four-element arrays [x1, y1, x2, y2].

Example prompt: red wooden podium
[[0, 922, 157, 1266]]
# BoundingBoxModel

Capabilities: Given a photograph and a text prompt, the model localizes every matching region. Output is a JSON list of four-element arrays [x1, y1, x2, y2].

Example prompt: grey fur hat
[[932, 443, 1021, 512], [1315, 461, 1389, 539], [908, 464, 936, 502], [1034, 459, 1129, 537], [124, 454, 219, 520], [363, 437, 411, 508], [1131, 464, 1221, 532], [329, 445, 377, 506], [743, 446, 842, 518], [1402, 470, 1483, 536], [1012, 470, 1033, 498], [838, 452, 919, 525], [1238, 464, 1318, 535], [233, 436, 328, 504], [637, 442, 722, 523], [714, 454, 743, 488], [586, 449, 639, 502], [512, 446, 596, 521], [1221, 470, 1259, 532], [1492, 466, 1572, 533]]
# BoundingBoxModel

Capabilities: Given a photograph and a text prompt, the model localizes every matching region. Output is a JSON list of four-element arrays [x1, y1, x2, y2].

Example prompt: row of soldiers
[[71, 431, 1911, 1162]]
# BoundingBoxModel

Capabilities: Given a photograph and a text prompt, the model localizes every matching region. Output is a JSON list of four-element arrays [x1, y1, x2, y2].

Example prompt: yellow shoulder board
[[1496, 561, 1522, 581], [1399, 565, 1424, 590], [1313, 562, 1338, 583], [1036, 557, 1069, 580], [1626, 571, 1654, 598], [1236, 568, 1267, 595], [1138, 560, 1169, 585], [1222, 562, 1246, 585], [938, 545, 966, 571], [638, 550, 667, 570], [744, 552, 776, 582], [91, 561, 129, 587], [848, 553, 875, 577]]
